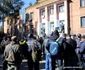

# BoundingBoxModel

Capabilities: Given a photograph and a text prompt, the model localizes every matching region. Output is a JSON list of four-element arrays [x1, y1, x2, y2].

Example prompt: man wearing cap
[[4, 36, 23, 70], [79, 35, 85, 69]]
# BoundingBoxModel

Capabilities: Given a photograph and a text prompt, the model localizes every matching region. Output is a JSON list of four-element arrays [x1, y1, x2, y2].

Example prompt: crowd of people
[[0, 29, 85, 70]]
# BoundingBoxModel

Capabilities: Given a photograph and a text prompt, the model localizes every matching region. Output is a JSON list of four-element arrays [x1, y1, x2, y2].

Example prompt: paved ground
[[0, 55, 58, 70], [0, 55, 82, 70], [21, 59, 59, 70], [21, 59, 46, 70]]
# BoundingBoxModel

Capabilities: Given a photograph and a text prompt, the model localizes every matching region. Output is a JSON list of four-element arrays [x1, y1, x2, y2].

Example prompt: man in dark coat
[[64, 34, 78, 70], [57, 33, 67, 70]]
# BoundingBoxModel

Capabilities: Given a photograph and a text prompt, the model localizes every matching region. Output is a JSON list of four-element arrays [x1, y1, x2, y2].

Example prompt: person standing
[[65, 34, 78, 70], [79, 35, 85, 69], [26, 33, 41, 70], [45, 30, 59, 70], [4, 36, 23, 70], [2, 36, 11, 70], [58, 33, 67, 70], [75, 34, 82, 66]]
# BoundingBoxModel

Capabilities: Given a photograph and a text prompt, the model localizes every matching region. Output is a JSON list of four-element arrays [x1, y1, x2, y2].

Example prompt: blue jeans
[[83, 58, 85, 69], [45, 52, 52, 70], [46, 53, 62, 70], [57, 59, 62, 70]]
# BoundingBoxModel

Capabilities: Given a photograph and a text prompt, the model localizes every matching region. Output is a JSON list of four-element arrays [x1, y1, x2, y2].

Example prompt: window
[[49, 7, 54, 14], [81, 17, 85, 27], [59, 20, 65, 32], [50, 22, 54, 33], [80, 0, 85, 7], [42, 10, 45, 16], [59, 20, 64, 23], [59, 5, 64, 12], [30, 12, 33, 19], [42, 23, 45, 32]]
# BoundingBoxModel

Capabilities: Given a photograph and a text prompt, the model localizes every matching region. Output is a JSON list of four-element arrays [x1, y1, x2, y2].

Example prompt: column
[[45, 6, 49, 35], [37, 9, 41, 35], [64, 0, 68, 34], [54, 4, 57, 28]]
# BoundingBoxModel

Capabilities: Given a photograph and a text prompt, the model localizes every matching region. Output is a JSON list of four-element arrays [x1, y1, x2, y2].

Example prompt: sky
[[20, 0, 36, 23], [0, 22, 2, 26]]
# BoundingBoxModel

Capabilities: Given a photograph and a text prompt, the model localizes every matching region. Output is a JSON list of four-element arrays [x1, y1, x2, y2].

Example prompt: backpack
[[49, 38, 59, 56], [6, 45, 15, 62], [31, 40, 39, 62], [5, 43, 23, 63]]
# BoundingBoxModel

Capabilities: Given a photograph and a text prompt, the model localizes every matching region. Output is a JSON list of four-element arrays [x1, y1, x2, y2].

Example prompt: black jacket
[[19, 40, 29, 58], [65, 38, 77, 57]]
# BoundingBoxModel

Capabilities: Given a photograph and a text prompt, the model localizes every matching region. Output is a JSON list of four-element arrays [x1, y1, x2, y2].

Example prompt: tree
[[29, 2, 32, 6], [36, 0, 38, 3], [0, 0, 24, 18], [0, 0, 24, 36]]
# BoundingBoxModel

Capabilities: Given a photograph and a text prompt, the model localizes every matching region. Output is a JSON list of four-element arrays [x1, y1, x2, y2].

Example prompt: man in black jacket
[[64, 34, 78, 70], [57, 33, 67, 70]]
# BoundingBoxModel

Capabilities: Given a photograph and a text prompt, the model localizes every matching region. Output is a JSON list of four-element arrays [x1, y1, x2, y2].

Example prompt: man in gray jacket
[[4, 36, 22, 70], [26, 33, 41, 70]]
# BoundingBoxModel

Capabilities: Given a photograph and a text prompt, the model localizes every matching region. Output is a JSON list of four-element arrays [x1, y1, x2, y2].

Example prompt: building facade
[[25, 3, 39, 33], [3, 0, 85, 36], [37, 0, 68, 36], [69, 0, 85, 34], [3, 10, 22, 37], [26, 0, 68, 36]]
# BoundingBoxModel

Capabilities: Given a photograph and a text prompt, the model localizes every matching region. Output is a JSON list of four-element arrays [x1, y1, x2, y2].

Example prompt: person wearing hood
[[45, 30, 59, 70]]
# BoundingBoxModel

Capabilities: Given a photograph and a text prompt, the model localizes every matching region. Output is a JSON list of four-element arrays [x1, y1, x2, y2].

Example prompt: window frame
[[30, 12, 33, 20], [59, 4, 64, 12], [80, 0, 85, 7], [81, 16, 85, 27], [41, 10, 45, 16], [49, 7, 54, 14], [50, 22, 54, 33]]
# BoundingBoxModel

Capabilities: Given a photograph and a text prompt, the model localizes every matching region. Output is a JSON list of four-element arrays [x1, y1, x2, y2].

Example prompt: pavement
[[21, 59, 59, 70], [0, 55, 46, 70], [21, 59, 46, 70], [0, 55, 58, 70]]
